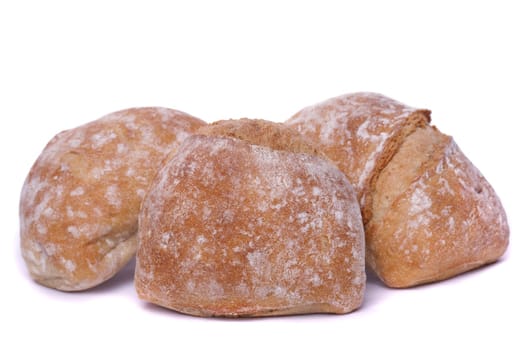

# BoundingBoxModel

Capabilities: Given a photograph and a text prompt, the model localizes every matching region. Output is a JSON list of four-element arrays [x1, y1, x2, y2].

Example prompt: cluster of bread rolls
[[20, 93, 509, 316]]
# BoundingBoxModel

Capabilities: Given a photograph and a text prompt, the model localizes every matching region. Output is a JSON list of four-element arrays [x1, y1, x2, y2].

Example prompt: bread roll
[[135, 119, 366, 316], [20, 107, 206, 291], [286, 93, 509, 287]]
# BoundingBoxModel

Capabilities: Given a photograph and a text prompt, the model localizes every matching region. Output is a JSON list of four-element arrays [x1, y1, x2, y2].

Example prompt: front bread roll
[[20, 108, 206, 291], [287, 93, 509, 287], [135, 119, 366, 317]]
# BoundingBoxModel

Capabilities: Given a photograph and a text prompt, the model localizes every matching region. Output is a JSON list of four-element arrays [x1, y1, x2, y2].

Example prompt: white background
[[1, 1, 523, 349]]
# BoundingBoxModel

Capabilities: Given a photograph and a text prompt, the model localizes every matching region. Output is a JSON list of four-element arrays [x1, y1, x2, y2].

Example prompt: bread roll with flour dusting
[[20, 108, 206, 291], [135, 119, 366, 316], [287, 93, 509, 287]]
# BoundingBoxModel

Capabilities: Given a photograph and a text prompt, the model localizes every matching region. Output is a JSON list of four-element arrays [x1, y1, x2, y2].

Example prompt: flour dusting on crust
[[287, 92, 508, 288], [135, 135, 365, 316], [19, 107, 205, 291], [370, 138, 509, 286], [286, 92, 430, 207]]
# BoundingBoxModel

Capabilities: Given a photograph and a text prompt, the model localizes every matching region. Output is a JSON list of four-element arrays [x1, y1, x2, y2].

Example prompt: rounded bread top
[[287, 92, 430, 212], [136, 121, 365, 316], [20, 107, 206, 290]]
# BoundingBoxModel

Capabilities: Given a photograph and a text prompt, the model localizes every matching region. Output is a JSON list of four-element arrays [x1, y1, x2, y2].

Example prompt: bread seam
[[361, 111, 430, 225], [365, 133, 452, 278]]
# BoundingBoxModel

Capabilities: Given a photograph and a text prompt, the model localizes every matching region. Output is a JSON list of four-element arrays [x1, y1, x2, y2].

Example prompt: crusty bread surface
[[287, 92, 430, 224], [135, 119, 366, 316], [369, 126, 508, 287], [286, 93, 509, 287], [20, 107, 206, 291]]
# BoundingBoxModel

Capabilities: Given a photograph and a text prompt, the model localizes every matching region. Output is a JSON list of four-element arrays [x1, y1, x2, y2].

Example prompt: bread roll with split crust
[[286, 93, 509, 287], [135, 119, 366, 317], [19, 108, 206, 291]]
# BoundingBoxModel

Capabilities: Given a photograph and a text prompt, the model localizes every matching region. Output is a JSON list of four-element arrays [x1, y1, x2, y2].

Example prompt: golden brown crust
[[368, 129, 509, 287], [197, 118, 325, 158], [135, 132, 366, 316], [370, 126, 447, 228], [286, 92, 509, 288], [19, 107, 206, 291], [286, 92, 430, 223]]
